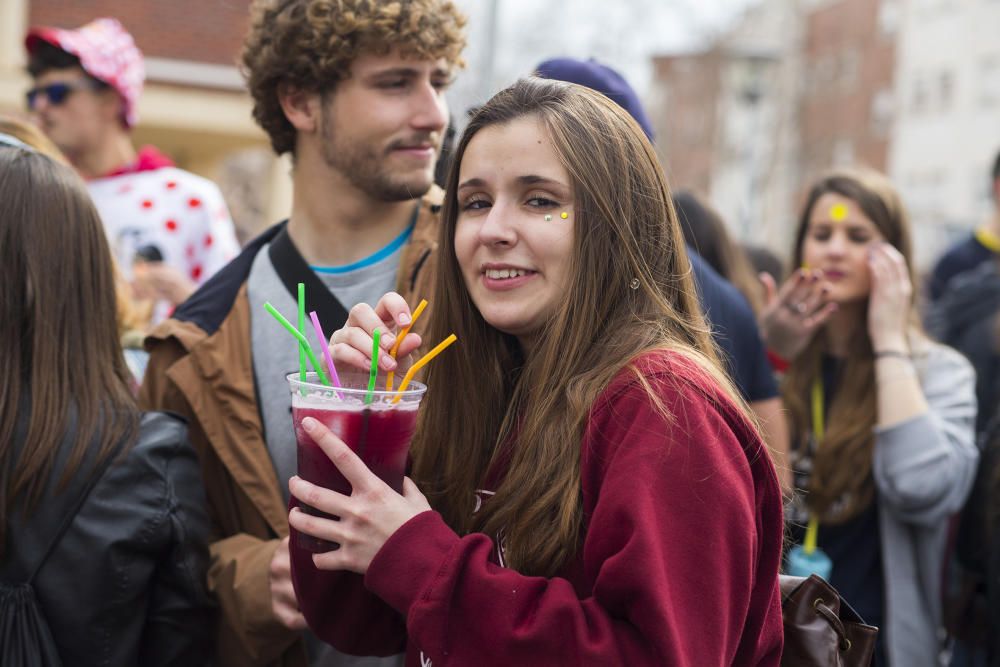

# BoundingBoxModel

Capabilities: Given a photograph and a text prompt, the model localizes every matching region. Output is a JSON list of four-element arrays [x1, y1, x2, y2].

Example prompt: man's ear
[[278, 83, 323, 134]]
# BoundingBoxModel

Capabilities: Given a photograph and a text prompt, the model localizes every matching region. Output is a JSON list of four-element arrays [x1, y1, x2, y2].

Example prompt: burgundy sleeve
[[360, 374, 784, 666]]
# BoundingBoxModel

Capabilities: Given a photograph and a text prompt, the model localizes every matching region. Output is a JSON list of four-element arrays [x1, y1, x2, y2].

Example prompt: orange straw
[[391, 334, 457, 404], [386, 299, 428, 391]]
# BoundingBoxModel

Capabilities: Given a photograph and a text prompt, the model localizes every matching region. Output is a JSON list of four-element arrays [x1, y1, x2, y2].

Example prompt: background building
[[887, 0, 1000, 268], [649, 0, 996, 273]]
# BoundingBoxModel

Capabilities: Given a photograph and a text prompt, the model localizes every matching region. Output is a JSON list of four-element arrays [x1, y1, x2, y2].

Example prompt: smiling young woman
[[286, 77, 785, 666]]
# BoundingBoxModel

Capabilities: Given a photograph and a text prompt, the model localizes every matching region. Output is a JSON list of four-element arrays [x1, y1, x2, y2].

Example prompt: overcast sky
[[450, 0, 761, 113]]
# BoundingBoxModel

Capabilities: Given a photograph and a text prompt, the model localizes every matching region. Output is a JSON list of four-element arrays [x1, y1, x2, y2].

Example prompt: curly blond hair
[[242, 0, 467, 155]]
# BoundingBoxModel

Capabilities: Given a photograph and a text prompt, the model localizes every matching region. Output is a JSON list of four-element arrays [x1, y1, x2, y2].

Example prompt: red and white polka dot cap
[[25, 18, 145, 128]]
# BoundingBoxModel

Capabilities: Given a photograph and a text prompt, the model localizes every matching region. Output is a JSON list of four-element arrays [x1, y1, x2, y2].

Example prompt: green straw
[[297, 283, 306, 383], [366, 328, 380, 405], [263, 302, 331, 386]]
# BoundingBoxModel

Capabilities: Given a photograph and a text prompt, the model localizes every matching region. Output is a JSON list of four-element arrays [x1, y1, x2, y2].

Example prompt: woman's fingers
[[759, 272, 778, 306], [775, 269, 807, 303], [393, 333, 423, 361], [288, 504, 344, 542], [779, 270, 826, 317], [800, 284, 832, 318], [302, 417, 382, 494], [803, 301, 838, 329], [289, 476, 349, 516], [332, 326, 398, 371], [346, 303, 397, 352], [373, 292, 413, 330]]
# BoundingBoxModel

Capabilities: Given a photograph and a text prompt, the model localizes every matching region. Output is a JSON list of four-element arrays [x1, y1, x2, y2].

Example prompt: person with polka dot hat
[[24, 17, 240, 328]]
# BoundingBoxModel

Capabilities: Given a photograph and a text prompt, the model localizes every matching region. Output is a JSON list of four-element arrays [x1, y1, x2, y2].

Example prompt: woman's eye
[[850, 233, 872, 243], [811, 230, 831, 241], [526, 196, 558, 208], [462, 198, 491, 211]]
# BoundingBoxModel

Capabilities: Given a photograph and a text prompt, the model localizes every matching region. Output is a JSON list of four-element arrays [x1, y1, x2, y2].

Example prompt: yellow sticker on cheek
[[830, 203, 848, 222]]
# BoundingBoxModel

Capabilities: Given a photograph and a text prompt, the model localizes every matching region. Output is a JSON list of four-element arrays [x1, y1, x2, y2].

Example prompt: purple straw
[[309, 311, 343, 392]]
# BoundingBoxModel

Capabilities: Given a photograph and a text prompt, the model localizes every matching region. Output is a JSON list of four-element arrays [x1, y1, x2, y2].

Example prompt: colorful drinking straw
[[308, 310, 343, 393], [386, 298, 428, 391], [263, 302, 330, 386], [366, 329, 381, 405], [391, 333, 458, 404], [297, 283, 306, 382]]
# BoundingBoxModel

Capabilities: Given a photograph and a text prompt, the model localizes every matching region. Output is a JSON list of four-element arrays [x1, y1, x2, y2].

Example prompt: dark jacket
[[925, 258, 1000, 433], [139, 187, 442, 667], [0, 411, 213, 666]]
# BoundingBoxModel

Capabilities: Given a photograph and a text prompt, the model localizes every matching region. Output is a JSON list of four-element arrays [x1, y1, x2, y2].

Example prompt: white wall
[[887, 0, 1000, 269]]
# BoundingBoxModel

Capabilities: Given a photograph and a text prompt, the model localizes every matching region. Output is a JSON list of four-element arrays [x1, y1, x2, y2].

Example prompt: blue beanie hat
[[535, 57, 655, 141]]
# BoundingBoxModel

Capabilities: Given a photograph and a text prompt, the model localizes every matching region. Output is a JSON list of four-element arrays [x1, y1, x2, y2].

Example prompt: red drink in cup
[[287, 370, 426, 553]]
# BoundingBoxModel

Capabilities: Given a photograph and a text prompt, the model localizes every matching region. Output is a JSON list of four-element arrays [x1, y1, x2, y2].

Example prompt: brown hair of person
[[0, 148, 138, 554], [410, 78, 751, 576], [782, 167, 918, 523], [0, 115, 147, 338], [241, 0, 467, 156]]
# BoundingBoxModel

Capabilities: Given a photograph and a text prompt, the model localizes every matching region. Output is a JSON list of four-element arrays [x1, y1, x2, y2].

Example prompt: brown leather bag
[[780, 574, 879, 667]]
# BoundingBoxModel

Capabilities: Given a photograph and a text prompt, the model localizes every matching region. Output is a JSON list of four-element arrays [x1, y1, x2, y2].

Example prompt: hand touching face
[[800, 193, 886, 306]]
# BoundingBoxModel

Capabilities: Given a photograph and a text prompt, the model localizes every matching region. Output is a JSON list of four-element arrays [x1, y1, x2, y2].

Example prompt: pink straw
[[309, 311, 343, 391]]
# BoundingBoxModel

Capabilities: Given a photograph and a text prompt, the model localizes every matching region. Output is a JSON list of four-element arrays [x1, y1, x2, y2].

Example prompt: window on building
[[870, 88, 894, 138], [840, 49, 860, 90], [911, 74, 929, 114], [878, 0, 901, 35], [939, 70, 954, 111], [980, 55, 1000, 107], [833, 138, 854, 166]]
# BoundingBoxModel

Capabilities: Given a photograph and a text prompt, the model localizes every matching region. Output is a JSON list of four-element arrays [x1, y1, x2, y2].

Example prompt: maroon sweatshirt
[[291, 350, 784, 666]]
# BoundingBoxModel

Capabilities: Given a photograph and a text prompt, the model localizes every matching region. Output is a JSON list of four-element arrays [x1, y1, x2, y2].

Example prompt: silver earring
[[629, 278, 640, 290]]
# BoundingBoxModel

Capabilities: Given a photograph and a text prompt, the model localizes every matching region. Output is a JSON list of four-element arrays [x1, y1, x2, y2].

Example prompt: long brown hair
[[0, 148, 138, 552], [783, 167, 918, 522], [411, 78, 748, 576]]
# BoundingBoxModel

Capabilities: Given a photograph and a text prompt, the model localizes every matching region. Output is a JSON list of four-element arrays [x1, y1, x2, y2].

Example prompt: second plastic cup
[[287, 370, 426, 553]]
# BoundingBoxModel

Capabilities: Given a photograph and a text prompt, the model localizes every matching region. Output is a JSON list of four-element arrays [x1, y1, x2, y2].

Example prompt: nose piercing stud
[[561, 212, 569, 219]]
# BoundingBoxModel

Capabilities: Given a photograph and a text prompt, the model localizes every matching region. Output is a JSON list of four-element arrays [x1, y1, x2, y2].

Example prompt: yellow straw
[[391, 334, 457, 404], [386, 299, 428, 391]]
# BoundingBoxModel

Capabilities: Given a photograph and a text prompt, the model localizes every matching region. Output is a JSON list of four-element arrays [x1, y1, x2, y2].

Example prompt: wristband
[[767, 348, 790, 372]]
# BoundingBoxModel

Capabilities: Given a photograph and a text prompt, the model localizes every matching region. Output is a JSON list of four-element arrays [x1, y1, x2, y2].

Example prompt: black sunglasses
[[26, 80, 102, 110]]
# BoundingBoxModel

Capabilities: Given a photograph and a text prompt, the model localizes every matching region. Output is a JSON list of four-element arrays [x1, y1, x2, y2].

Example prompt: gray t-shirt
[[247, 242, 404, 667]]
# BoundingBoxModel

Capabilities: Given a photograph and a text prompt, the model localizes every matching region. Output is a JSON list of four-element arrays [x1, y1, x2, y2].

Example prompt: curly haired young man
[[140, 2, 466, 665]]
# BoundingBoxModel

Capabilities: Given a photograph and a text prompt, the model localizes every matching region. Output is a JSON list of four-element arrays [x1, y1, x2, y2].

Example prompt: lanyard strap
[[803, 378, 824, 553]]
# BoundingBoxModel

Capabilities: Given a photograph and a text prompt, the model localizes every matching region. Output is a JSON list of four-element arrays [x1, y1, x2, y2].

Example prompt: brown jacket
[[139, 189, 442, 667]]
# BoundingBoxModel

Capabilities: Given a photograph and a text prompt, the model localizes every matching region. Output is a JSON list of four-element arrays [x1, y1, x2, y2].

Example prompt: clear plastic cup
[[287, 370, 426, 553]]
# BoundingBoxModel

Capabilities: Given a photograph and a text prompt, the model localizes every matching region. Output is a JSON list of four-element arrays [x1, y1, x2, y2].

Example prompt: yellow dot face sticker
[[829, 203, 849, 222], [560, 212, 569, 219]]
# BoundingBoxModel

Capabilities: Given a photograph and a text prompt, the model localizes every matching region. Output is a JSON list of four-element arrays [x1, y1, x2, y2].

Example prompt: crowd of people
[[2, 1, 999, 666]]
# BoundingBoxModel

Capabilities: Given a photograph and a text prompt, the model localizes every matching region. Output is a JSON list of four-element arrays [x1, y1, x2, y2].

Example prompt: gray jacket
[[874, 341, 978, 666]]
